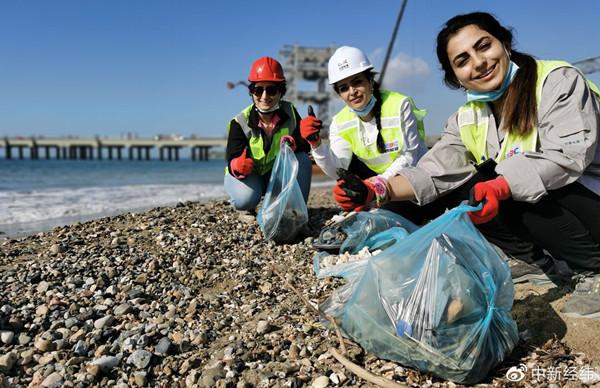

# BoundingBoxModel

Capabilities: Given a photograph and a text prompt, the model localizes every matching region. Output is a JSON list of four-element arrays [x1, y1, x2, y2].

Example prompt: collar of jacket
[[247, 104, 289, 133]]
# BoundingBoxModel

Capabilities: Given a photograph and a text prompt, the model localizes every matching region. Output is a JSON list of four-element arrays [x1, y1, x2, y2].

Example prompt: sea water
[[0, 159, 333, 237], [0, 159, 230, 237]]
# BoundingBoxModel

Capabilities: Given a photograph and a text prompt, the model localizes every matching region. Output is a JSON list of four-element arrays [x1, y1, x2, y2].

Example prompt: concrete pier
[[1, 137, 225, 161]]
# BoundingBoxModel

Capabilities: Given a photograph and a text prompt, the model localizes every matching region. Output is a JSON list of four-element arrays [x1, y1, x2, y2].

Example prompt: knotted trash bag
[[316, 203, 518, 384], [257, 142, 308, 243]]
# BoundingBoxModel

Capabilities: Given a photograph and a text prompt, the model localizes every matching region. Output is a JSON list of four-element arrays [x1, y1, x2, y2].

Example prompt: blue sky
[[1, 0, 599, 139]]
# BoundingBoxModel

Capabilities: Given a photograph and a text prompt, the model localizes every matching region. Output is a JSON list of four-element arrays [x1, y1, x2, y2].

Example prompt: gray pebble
[[256, 320, 271, 335], [0, 331, 14, 345], [127, 349, 152, 369], [73, 340, 88, 356], [41, 371, 63, 387], [90, 355, 120, 372], [155, 337, 171, 356], [64, 317, 79, 329], [114, 303, 132, 316], [93, 315, 114, 329]]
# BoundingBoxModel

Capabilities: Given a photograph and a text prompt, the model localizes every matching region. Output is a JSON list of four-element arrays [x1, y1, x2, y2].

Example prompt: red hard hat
[[248, 57, 285, 82]]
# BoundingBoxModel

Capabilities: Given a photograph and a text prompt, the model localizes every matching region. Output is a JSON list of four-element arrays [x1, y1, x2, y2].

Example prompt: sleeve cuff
[[398, 167, 440, 205]]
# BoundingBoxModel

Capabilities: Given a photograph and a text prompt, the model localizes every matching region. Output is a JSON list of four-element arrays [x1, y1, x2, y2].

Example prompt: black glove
[[333, 169, 371, 211]]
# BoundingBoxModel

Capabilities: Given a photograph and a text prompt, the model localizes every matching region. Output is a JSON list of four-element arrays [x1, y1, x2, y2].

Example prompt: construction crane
[[573, 56, 600, 75], [379, 0, 409, 85]]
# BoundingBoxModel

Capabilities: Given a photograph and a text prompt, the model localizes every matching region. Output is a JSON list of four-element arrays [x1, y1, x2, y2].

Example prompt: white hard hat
[[328, 46, 374, 85]]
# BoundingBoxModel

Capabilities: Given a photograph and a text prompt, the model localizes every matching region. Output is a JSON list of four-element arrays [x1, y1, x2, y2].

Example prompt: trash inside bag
[[257, 142, 308, 243], [317, 204, 518, 384], [313, 208, 418, 254], [314, 209, 418, 277]]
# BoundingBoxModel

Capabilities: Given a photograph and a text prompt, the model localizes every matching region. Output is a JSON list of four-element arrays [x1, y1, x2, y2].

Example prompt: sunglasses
[[250, 85, 280, 97], [336, 77, 366, 94]]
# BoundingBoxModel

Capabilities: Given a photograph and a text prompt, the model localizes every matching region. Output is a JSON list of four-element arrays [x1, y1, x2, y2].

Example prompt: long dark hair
[[371, 75, 387, 154], [436, 12, 537, 136]]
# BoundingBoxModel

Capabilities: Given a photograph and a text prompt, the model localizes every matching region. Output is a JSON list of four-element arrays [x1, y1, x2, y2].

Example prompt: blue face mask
[[466, 60, 520, 102], [349, 95, 377, 117]]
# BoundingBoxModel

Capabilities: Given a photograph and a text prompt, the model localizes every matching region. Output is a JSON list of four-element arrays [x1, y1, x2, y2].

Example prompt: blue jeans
[[224, 152, 312, 210]]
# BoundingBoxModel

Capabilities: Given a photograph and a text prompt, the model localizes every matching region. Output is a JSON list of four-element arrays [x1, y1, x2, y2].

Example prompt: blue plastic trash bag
[[337, 209, 418, 254], [314, 209, 418, 277], [257, 142, 308, 243], [317, 203, 518, 384]]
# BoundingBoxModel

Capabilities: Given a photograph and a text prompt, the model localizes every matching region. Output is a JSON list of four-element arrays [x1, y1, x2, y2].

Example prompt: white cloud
[[369, 49, 431, 93]]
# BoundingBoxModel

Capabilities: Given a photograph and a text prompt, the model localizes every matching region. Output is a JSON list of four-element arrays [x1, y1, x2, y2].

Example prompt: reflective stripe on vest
[[458, 60, 600, 164], [333, 90, 426, 174], [227, 101, 295, 175]]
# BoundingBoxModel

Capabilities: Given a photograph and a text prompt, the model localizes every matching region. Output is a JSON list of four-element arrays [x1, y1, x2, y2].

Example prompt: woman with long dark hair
[[338, 12, 600, 318]]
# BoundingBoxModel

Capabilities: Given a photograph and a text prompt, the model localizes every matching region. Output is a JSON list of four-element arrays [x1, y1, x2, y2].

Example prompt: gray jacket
[[400, 66, 600, 205]]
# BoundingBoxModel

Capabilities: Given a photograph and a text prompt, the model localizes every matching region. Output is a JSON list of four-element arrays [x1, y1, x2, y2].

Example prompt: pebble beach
[[1, 188, 598, 387]]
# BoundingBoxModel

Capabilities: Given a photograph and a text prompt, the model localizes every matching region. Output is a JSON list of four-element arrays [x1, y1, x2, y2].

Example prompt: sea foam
[[0, 183, 227, 236]]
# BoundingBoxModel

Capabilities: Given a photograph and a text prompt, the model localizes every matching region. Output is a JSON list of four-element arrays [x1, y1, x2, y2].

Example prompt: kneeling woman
[[299, 46, 430, 222], [343, 12, 600, 318], [225, 57, 312, 215]]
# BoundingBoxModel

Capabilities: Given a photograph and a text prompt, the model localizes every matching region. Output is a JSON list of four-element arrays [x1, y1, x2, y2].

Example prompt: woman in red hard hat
[[224, 56, 311, 217]]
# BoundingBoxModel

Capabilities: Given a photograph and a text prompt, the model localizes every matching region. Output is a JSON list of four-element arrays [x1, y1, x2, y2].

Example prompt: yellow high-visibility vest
[[226, 101, 296, 176], [334, 90, 426, 174], [458, 60, 600, 164]]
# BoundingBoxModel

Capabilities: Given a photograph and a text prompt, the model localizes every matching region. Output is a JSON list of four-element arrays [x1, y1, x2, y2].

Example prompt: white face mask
[[255, 103, 280, 113]]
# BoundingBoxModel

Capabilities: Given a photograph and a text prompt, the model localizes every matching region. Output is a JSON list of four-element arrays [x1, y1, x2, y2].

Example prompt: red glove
[[280, 135, 296, 151], [230, 148, 254, 179], [468, 176, 511, 224], [299, 116, 322, 147], [333, 169, 377, 212]]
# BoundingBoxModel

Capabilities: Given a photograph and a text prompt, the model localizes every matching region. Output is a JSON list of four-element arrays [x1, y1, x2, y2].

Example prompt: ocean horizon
[[0, 159, 333, 238]]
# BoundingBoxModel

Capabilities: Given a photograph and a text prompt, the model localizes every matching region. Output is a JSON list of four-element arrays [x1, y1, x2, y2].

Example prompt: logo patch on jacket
[[385, 140, 399, 152], [505, 145, 522, 159]]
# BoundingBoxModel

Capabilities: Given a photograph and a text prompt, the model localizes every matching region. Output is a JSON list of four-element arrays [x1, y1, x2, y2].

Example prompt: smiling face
[[335, 72, 373, 110], [446, 24, 509, 93], [250, 81, 281, 112]]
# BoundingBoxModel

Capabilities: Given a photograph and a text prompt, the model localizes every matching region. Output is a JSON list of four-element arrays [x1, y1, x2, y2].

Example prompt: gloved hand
[[468, 176, 511, 224], [280, 135, 296, 151], [299, 116, 322, 147], [333, 169, 389, 212], [230, 148, 254, 179]]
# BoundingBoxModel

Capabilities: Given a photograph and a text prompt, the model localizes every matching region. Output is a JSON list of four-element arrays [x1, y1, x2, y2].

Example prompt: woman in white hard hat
[[334, 13, 600, 318], [225, 56, 312, 217], [300, 46, 433, 223]]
